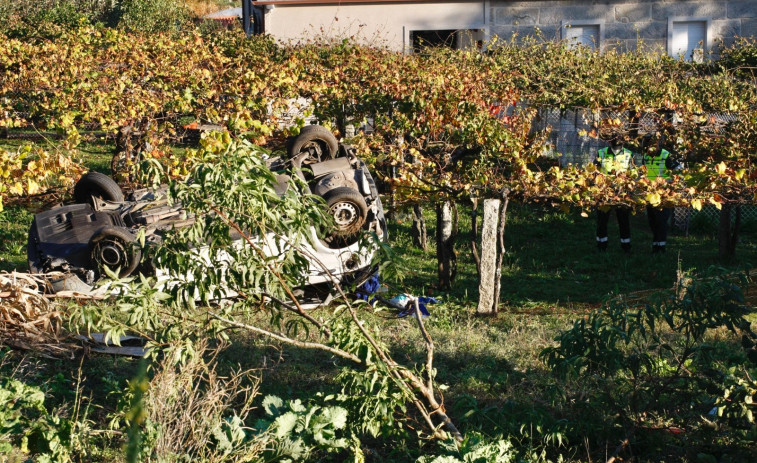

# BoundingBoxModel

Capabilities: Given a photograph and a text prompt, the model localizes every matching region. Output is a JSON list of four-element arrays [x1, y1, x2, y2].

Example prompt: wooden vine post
[[411, 203, 428, 250], [436, 201, 458, 290]]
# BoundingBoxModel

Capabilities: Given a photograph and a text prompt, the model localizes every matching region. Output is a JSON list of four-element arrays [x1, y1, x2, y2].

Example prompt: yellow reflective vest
[[597, 147, 632, 174], [642, 149, 671, 180]]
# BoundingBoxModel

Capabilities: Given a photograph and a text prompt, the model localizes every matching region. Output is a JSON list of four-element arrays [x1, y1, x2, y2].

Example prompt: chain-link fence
[[531, 106, 757, 228], [673, 205, 757, 234]]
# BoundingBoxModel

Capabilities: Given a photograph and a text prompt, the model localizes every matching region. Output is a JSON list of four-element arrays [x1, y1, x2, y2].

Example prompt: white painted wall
[[262, 2, 487, 52]]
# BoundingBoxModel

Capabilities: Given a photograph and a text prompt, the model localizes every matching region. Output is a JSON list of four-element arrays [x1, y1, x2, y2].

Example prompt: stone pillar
[[477, 199, 501, 314]]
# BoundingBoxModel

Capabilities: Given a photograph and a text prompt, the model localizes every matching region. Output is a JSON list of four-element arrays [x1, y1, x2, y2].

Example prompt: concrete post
[[477, 198, 500, 314]]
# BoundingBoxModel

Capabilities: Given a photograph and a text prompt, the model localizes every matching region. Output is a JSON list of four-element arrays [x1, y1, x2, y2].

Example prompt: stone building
[[247, 1, 756, 58], [491, 1, 757, 59]]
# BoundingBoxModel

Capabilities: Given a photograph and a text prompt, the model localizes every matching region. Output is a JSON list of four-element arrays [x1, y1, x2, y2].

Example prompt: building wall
[[490, 0, 756, 53], [263, 2, 487, 52], [262, 1, 755, 54]]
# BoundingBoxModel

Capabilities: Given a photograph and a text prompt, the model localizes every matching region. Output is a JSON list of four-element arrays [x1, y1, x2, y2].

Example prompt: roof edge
[[254, 0, 475, 5]]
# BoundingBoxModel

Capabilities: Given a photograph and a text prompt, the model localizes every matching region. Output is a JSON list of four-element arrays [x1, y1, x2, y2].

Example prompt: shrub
[[541, 267, 757, 459], [0, 0, 194, 37], [115, 340, 267, 462], [116, 0, 191, 34], [0, 377, 77, 461], [0, 0, 92, 38]]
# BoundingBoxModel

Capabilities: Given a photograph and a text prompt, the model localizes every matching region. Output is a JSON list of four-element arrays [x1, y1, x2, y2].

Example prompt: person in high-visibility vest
[[594, 135, 634, 253], [642, 141, 681, 254]]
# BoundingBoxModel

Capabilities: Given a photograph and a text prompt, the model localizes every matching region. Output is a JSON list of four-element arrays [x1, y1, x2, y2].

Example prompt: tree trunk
[[477, 199, 501, 314], [436, 201, 458, 290], [411, 203, 428, 250], [718, 203, 742, 261], [493, 190, 510, 312], [470, 197, 481, 275], [113, 124, 135, 181], [386, 165, 397, 222], [731, 205, 741, 256], [718, 203, 742, 260]]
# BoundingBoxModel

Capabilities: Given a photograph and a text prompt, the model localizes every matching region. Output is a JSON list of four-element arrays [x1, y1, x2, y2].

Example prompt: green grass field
[[2, 137, 756, 461]]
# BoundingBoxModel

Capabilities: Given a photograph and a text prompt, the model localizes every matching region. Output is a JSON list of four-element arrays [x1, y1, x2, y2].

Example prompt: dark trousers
[[596, 207, 631, 250], [647, 206, 672, 246]]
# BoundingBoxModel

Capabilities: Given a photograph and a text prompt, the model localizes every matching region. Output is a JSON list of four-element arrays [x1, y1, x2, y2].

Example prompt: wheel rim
[[93, 239, 129, 270], [330, 201, 359, 229], [301, 141, 326, 162]]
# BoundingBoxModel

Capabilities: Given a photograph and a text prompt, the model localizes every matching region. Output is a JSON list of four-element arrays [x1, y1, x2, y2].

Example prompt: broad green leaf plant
[[79, 133, 462, 448]]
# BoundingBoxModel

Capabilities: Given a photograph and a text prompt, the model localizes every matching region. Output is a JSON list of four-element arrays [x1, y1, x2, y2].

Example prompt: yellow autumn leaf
[[9, 181, 23, 195], [691, 198, 702, 211], [26, 178, 40, 195], [646, 193, 661, 207], [580, 211, 589, 218], [735, 169, 746, 181], [716, 162, 726, 175], [709, 196, 722, 210]]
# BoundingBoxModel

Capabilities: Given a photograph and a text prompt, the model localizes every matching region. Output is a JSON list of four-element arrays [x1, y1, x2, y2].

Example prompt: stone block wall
[[490, 1, 756, 52]]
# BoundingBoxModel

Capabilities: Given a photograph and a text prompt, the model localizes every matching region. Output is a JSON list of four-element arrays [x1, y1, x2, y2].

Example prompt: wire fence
[[531, 107, 757, 227]]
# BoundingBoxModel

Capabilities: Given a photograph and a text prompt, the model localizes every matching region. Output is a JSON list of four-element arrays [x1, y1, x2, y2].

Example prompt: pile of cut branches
[[0, 271, 71, 356]]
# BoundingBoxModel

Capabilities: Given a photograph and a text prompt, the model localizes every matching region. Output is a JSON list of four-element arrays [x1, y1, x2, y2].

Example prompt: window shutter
[[671, 21, 706, 61], [565, 25, 600, 49]]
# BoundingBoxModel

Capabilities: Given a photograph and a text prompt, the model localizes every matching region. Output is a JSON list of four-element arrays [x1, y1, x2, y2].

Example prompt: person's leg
[[596, 209, 610, 251], [656, 208, 672, 253], [648, 205, 661, 252], [617, 207, 631, 253]]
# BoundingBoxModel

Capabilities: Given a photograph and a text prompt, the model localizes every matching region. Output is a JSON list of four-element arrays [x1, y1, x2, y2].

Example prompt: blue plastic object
[[397, 296, 436, 318], [356, 273, 381, 304]]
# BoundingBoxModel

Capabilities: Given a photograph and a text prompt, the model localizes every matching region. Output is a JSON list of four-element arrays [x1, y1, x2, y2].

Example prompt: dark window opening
[[411, 30, 457, 53]]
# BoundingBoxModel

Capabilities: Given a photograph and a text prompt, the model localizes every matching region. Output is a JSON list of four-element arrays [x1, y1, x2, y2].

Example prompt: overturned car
[[27, 126, 386, 301]]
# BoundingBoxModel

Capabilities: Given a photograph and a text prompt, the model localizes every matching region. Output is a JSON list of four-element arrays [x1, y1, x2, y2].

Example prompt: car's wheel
[[287, 125, 339, 162], [89, 226, 140, 278], [74, 172, 124, 205], [323, 187, 368, 236]]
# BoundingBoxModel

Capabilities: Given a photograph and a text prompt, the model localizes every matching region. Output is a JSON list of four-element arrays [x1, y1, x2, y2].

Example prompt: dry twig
[[0, 271, 77, 356]]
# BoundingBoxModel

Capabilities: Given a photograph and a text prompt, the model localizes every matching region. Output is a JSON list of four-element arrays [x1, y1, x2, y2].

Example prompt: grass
[[2, 141, 756, 460], [389, 202, 757, 308]]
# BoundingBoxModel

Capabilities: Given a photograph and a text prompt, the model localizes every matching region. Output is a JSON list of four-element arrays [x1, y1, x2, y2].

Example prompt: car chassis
[[27, 126, 386, 303]]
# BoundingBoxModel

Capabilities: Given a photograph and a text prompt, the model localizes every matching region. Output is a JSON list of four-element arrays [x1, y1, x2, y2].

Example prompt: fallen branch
[[207, 310, 361, 364], [0, 271, 78, 356]]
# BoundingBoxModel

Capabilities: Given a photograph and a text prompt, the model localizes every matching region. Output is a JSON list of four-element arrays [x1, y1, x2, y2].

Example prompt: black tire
[[323, 187, 368, 236], [287, 125, 339, 162], [74, 172, 124, 205], [89, 226, 141, 278]]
